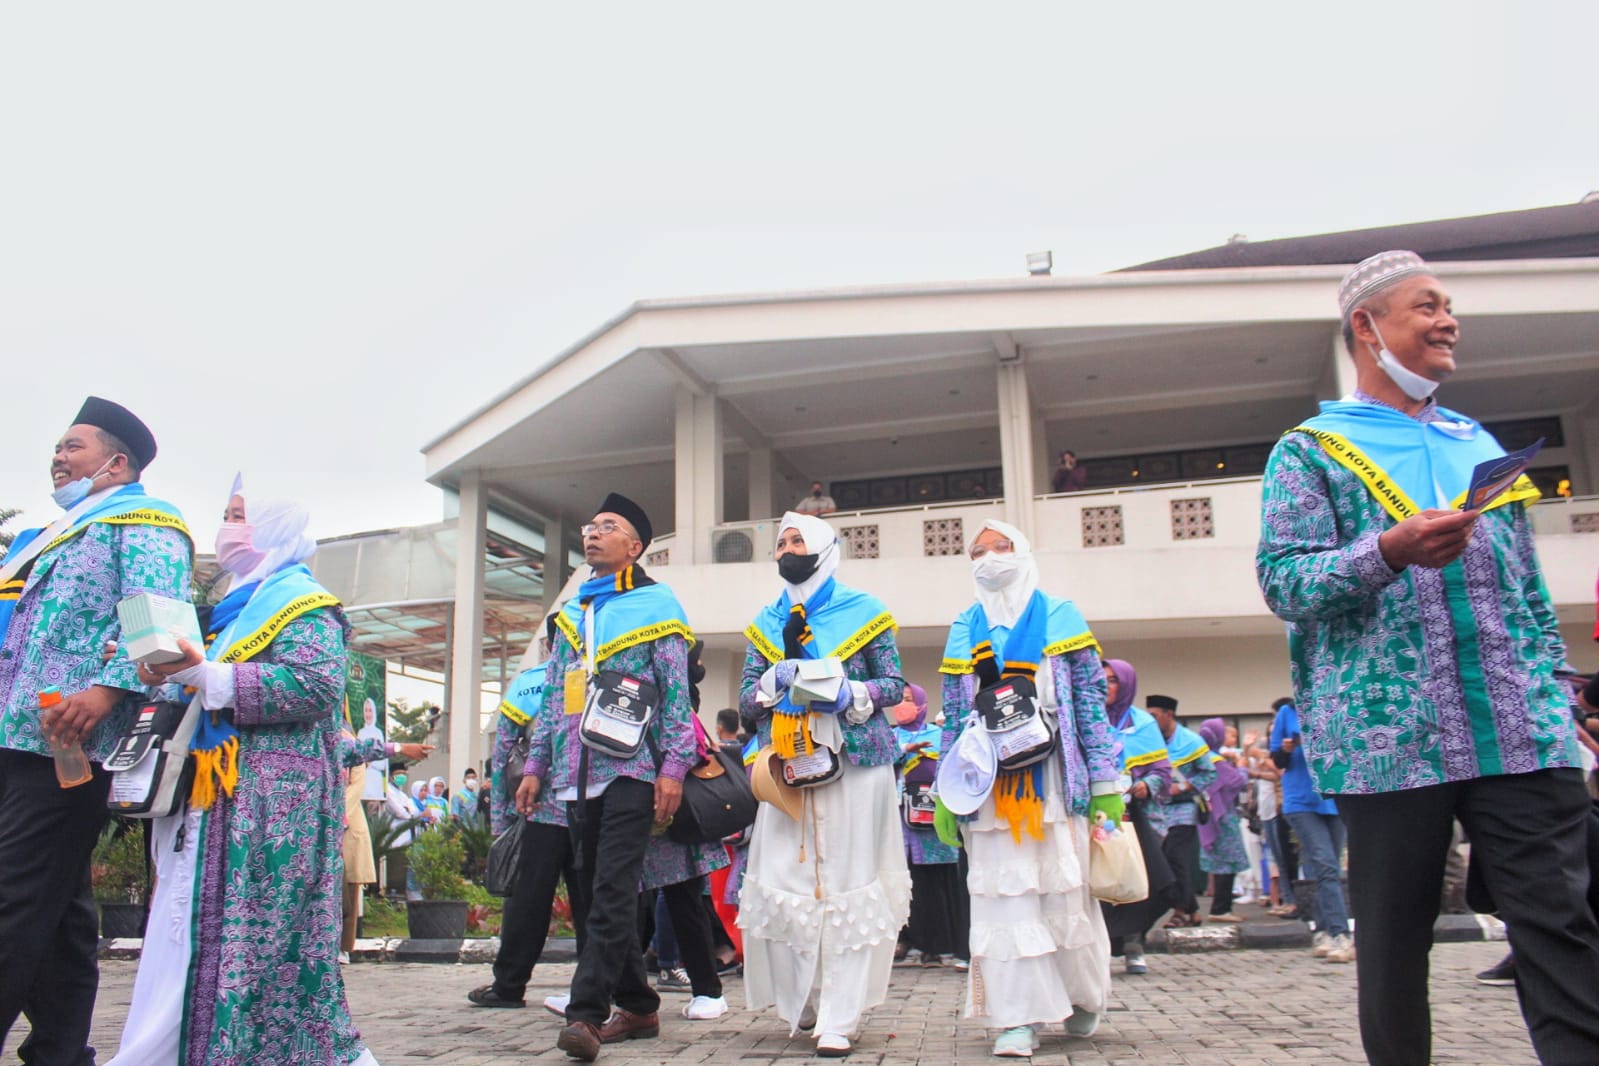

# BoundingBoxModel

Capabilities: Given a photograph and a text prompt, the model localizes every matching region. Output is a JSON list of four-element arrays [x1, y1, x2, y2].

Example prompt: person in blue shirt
[[1269, 698, 1352, 963]]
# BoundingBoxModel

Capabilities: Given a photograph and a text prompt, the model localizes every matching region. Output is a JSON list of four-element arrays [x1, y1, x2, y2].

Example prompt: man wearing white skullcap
[[1256, 252, 1599, 1064]]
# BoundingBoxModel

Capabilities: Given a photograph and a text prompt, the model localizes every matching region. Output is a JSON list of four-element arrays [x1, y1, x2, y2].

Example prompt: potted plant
[[405, 827, 469, 939], [91, 818, 149, 938]]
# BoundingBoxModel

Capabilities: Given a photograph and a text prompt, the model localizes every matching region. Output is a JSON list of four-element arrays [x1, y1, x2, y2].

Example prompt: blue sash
[[555, 567, 692, 664], [1293, 400, 1539, 520], [190, 563, 340, 809], [939, 593, 1097, 676], [0, 484, 190, 648], [1165, 723, 1211, 771], [497, 667, 546, 728], [1114, 707, 1169, 772], [744, 577, 895, 665]]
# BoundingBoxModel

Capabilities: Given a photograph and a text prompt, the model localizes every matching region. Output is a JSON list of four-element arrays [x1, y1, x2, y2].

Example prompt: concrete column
[[1317, 325, 1358, 400], [1031, 417, 1052, 495], [541, 514, 567, 612], [674, 386, 724, 564], [748, 447, 775, 523], [448, 470, 488, 784], [996, 360, 1038, 537]]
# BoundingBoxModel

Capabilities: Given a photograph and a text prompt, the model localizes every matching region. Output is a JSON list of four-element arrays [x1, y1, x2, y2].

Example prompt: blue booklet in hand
[[1460, 438, 1543, 511]]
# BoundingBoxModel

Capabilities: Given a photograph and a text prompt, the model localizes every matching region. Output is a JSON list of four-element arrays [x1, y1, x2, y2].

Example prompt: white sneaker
[[993, 1025, 1038, 1057], [543, 994, 569, 1018], [337, 951, 351, 965], [817, 1032, 852, 1057], [1311, 931, 1332, 957], [1324, 933, 1355, 964], [797, 1003, 817, 1030], [682, 995, 728, 1020]]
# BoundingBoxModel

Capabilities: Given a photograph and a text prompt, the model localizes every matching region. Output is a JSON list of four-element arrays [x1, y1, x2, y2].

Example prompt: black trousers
[[1338, 769, 1599, 1066], [1104, 799, 1177, 948], [1209, 872, 1236, 916], [0, 751, 111, 1066], [654, 878, 721, 998], [564, 777, 659, 1026], [906, 862, 964, 957], [492, 820, 588, 1000], [1161, 823, 1200, 915]]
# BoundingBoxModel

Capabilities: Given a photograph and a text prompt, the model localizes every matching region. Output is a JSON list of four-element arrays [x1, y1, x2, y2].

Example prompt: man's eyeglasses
[[969, 538, 1014, 559], [582, 520, 629, 538]]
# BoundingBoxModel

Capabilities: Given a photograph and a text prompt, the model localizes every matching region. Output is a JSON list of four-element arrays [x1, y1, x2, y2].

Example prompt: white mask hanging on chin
[[1367, 318, 1440, 401]]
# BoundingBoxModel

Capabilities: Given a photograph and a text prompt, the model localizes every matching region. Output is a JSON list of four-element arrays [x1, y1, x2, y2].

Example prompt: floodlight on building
[[1026, 251, 1053, 276]]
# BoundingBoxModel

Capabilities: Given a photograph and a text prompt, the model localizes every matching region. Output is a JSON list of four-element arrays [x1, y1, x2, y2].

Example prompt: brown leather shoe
[[597, 1007, 660, 1044], [556, 1021, 602, 1061]]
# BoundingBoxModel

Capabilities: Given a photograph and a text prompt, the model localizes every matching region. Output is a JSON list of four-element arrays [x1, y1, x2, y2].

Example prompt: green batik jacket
[[1256, 429, 1578, 796]]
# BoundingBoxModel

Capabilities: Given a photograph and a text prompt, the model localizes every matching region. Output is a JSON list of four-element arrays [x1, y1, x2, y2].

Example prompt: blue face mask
[[51, 456, 117, 511]]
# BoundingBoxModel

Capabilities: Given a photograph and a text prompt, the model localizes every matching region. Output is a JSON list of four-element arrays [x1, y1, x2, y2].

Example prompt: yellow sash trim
[[498, 701, 532, 727], [1170, 746, 1209, 769], [40, 509, 193, 557], [746, 611, 895, 666], [942, 631, 1100, 676], [1043, 632, 1101, 658], [1294, 427, 1541, 522], [217, 592, 341, 664], [1123, 748, 1169, 770], [557, 611, 694, 666], [1451, 475, 1541, 512], [745, 624, 784, 665]]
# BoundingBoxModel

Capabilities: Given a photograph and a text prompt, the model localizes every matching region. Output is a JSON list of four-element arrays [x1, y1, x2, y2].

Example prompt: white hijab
[[967, 518, 1039, 628], [777, 510, 840, 607], [221, 474, 319, 589]]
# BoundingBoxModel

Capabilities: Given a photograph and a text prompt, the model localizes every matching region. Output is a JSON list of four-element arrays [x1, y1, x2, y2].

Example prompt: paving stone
[[45, 941, 1540, 1064]]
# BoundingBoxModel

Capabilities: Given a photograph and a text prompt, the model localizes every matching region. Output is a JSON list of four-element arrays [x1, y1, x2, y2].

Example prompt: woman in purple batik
[[110, 480, 389, 1066]]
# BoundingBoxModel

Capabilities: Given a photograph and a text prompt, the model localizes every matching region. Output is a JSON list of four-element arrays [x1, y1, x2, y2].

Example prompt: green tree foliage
[[0, 507, 20, 552], [386, 697, 439, 744]]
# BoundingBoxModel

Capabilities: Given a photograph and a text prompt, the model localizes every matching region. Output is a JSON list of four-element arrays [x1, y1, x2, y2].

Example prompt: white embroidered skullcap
[[1337, 250, 1432, 322]]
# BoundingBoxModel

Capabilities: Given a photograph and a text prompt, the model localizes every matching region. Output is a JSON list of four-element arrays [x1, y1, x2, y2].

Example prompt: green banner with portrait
[[346, 650, 388, 800]]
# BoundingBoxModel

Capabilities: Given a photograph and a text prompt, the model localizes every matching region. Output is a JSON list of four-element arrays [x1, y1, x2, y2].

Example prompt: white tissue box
[[117, 593, 203, 665], [790, 657, 845, 704]]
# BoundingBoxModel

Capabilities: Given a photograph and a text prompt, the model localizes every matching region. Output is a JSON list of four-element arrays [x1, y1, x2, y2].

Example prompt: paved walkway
[[41, 941, 1534, 1065]]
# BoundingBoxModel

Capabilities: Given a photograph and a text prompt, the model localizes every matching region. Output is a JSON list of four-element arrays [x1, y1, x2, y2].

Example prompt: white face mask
[[1368, 319, 1440, 401], [51, 456, 117, 511], [971, 552, 1024, 591]]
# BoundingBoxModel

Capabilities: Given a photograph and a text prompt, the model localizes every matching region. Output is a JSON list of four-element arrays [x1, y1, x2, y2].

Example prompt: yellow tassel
[[188, 736, 241, 811], [770, 712, 816, 760], [190, 749, 217, 809], [992, 770, 1045, 843], [215, 735, 240, 799]]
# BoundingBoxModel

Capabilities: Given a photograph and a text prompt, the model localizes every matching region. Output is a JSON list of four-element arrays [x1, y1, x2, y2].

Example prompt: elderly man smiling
[[1256, 251, 1599, 1066]]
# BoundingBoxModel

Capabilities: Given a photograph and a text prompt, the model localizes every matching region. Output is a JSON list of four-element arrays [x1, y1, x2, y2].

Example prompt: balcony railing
[[638, 480, 1599, 568]]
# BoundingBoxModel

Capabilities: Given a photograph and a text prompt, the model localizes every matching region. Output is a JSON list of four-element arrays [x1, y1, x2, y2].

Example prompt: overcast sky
[[3, 1, 1594, 552]]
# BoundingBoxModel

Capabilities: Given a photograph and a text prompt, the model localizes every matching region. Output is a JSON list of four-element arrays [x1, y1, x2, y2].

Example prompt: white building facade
[[422, 216, 1599, 778]]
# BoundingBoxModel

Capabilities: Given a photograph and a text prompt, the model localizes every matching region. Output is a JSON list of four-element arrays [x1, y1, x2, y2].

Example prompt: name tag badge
[[564, 669, 587, 715]]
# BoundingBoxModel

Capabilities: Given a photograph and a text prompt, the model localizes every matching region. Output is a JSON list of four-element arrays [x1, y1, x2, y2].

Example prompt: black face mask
[[777, 551, 821, 585]]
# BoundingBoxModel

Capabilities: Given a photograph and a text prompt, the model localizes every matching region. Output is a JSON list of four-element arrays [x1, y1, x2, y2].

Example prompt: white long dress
[[962, 666, 1109, 1032], [739, 760, 911, 1037]]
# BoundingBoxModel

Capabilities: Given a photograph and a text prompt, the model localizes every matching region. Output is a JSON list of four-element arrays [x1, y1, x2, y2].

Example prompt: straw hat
[[750, 745, 804, 822]]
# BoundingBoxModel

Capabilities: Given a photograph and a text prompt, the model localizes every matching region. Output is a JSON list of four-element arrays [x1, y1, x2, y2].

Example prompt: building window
[[1081, 506, 1124, 548], [646, 548, 671, 567], [1572, 513, 1599, 534], [841, 524, 880, 559], [1170, 497, 1215, 540], [923, 518, 965, 556]]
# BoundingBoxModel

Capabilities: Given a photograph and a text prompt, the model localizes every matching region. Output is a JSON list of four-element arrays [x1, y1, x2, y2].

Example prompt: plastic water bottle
[[42, 687, 92, 788]]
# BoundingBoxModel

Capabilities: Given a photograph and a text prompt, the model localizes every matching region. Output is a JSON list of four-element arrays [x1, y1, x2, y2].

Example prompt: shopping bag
[[1088, 814, 1149, 904]]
